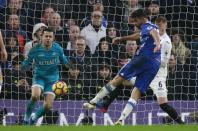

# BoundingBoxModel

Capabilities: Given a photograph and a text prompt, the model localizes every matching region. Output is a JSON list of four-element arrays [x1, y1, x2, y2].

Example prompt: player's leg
[[24, 85, 42, 123], [83, 75, 124, 109], [151, 78, 185, 124], [97, 80, 133, 113], [115, 70, 158, 125], [92, 75, 125, 102], [115, 87, 141, 125], [83, 59, 138, 109], [115, 56, 161, 125], [24, 77, 44, 123], [96, 86, 123, 113], [30, 80, 55, 124], [158, 97, 184, 124], [30, 93, 55, 124]]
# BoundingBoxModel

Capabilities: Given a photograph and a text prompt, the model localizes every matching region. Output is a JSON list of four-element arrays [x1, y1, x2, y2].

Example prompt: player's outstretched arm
[[0, 30, 7, 62], [150, 29, 161, 52], [112, 32, 140, 44], [59, 47, 73, 69], [64, 60, 74, 69]]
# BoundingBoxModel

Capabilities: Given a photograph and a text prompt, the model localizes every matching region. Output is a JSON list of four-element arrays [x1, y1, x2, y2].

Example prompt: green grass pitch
[[0, 125, 198, 131]]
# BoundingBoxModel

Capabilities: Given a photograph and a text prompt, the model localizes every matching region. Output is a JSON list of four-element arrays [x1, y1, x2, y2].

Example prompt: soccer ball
[[52, 81, 68, 96]]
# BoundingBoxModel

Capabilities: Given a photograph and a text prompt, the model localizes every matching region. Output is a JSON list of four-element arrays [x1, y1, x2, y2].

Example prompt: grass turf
[[0, 125, 198, 131]]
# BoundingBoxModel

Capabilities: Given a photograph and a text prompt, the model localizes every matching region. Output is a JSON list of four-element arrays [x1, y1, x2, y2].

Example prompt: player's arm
[[150, 29, 161, 52], [0, 30, 7, 62], [21, 48, 35, 71], [112, 32, 140, 44], [160, 40, 172, 67], [61, 54, 73, 69], [59, 48, 73, 68]]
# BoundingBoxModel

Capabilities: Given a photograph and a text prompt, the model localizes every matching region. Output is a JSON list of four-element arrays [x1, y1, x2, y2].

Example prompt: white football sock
[[90, 83, 116, 104], [119, 98, 137, 121]]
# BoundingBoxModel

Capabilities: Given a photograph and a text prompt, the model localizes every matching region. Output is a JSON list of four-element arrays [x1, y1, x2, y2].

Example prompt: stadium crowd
[[0, 0, 197, 101]]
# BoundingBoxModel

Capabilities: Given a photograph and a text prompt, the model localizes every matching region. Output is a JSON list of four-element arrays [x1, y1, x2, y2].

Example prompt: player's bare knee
[[131, 87, 141, 101], [111, 75, 124, 87], [31, 95, 39, 101], [31, 87, 41, 98], [31, 92, 40, 101]]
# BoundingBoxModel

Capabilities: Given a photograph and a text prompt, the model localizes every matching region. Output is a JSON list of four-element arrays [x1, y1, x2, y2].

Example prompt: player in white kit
[[149, 16, 184, 124]]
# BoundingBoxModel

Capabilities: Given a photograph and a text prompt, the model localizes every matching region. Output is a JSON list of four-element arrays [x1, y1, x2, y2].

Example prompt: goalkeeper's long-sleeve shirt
[[21, 42, 69, 80]]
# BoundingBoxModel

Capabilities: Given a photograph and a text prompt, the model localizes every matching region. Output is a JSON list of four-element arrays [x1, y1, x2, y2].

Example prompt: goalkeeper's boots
[[23, 120, 29, 125], [23, 114, 29, 125], [83, 102, 96, 110], [29, 117, 36, 125], [114, 120, 123, 125]]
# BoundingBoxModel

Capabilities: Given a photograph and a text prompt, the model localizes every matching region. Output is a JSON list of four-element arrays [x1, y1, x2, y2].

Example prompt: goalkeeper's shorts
[[32, 76, 58, 96]]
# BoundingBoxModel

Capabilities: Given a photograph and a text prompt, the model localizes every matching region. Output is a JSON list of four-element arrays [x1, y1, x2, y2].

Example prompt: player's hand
[[153, 44, 161, 53], [112, 37, 122, 44], [0, 48, 7, 62]]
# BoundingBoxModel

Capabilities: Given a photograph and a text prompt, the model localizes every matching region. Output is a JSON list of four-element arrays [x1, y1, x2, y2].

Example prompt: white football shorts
[[130, 76, 167, 97]]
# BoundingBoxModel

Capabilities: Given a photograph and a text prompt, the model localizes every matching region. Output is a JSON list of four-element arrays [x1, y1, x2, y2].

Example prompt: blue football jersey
[[138, 21, 160, 58], [21, 42, 69, 79]]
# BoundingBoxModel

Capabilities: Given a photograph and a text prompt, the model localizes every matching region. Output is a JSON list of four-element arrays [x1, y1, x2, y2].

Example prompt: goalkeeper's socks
[[159, 103, 185, 124], [118, 98, 137, 121], [32, 107, 45, 122], [24, 99, 36, 122], [90, 83, 116, 104]]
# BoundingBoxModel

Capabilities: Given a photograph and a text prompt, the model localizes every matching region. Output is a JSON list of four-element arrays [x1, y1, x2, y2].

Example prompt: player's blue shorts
[[118, 55, 160, 93], [32, 75, 58, 96]]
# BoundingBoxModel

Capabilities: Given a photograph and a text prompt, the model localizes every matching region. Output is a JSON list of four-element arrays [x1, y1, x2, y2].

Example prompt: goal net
[[0, 0, 197, 126]]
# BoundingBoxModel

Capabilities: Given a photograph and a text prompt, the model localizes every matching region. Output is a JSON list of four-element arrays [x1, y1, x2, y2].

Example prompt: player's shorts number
[[158, 81, 162, 87]]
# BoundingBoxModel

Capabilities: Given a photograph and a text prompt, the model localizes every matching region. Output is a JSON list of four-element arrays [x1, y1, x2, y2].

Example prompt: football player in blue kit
[[22, 28, 70, 125], [83, 9, 161, 124]]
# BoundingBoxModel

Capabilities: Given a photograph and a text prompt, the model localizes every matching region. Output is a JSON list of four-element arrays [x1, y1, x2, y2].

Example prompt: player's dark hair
[[130, 8, 151, 18]]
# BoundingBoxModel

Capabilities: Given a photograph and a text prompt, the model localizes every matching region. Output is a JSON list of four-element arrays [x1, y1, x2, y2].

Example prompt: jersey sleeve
[[160, 40, 172, 67], [21, 47, 35, 71], [59, 47, 69, 64]]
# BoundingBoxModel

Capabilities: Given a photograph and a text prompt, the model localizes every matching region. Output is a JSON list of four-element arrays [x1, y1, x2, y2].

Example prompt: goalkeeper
[[22, 28, 70, 125]]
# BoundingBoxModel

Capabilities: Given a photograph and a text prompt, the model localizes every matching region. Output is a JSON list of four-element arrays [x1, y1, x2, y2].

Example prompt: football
[[52, 81, 68, 96]]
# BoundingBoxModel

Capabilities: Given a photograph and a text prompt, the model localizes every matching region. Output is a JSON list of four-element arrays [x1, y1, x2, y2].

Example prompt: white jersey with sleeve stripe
[[149, 32, 172, 97], [155, 33, 172, 78]]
